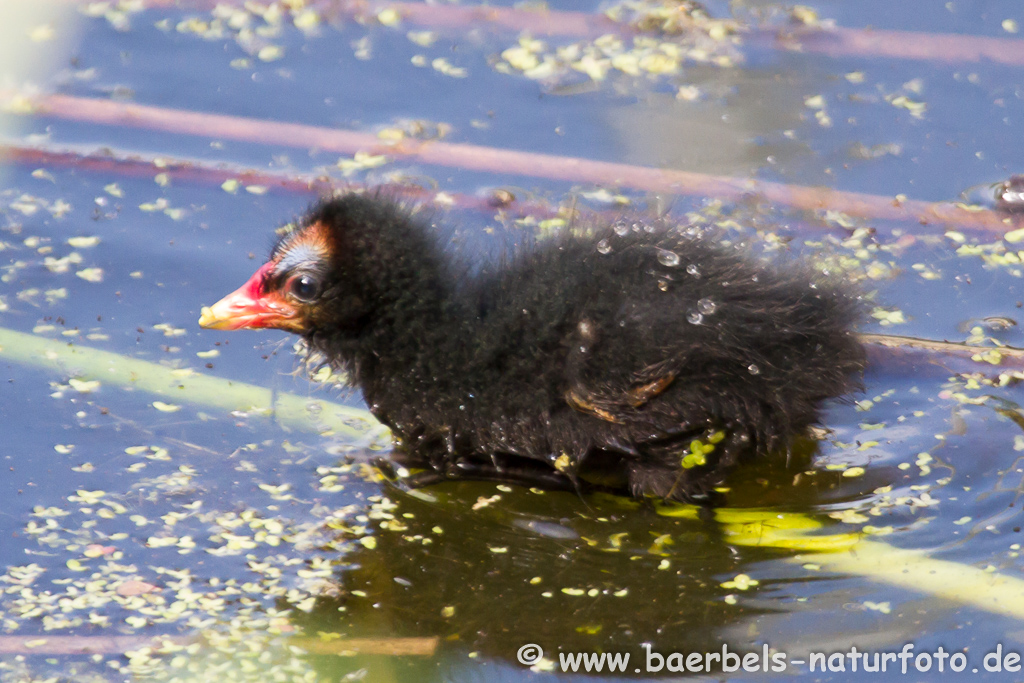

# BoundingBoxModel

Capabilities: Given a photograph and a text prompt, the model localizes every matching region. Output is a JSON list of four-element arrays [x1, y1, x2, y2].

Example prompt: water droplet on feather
[[657, 249, 680, 266]]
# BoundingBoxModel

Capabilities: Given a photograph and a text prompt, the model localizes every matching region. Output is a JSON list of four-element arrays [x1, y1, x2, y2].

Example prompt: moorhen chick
[[199, 194, 865, 501]]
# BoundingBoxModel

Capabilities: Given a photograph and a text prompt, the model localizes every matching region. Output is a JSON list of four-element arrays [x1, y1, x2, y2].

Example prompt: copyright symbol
[[517, 643, 543, 665]]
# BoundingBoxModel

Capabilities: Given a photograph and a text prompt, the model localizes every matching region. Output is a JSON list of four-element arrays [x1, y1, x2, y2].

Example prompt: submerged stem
[[0, 326, 388, 442]]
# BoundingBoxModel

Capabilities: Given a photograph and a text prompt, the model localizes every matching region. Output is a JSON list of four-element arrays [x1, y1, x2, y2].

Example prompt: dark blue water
[[3, 1, 1024, 681]]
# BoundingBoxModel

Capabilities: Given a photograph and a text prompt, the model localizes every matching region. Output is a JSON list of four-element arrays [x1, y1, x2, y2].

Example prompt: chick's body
[[201, 195, 865, 501]]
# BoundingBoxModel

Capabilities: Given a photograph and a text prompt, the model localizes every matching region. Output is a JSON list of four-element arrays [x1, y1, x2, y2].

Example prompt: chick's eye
[[287, 274, 320, 302]]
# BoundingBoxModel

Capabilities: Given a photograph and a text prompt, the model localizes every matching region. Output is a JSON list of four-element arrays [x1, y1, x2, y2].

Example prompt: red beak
[[198, 262, 304, 332]]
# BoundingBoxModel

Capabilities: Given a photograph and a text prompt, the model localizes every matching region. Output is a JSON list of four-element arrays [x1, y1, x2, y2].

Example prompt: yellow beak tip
[[198, 306, 218, 328]]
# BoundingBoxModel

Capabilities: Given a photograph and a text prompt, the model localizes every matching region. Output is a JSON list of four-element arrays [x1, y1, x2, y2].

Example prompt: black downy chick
[[199, 194, 865, 501]]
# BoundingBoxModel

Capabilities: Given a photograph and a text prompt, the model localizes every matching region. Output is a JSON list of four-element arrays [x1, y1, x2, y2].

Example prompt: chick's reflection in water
[[292, 486, 756, 680], [283, 437, 898, 681]]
